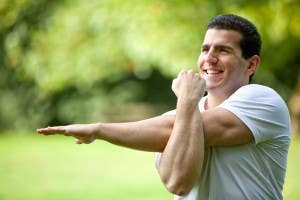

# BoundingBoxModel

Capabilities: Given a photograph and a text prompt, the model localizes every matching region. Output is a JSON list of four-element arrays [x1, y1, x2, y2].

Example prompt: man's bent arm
[[156, 70, 205, 196], [157, 98, 204, 196]]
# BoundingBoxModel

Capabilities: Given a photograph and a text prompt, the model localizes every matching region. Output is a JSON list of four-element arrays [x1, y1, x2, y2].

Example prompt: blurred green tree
[[0, 0, 299, 133], [0, 0, 63, 130]]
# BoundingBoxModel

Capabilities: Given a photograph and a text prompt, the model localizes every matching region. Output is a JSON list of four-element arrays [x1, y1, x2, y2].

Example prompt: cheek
[[228, 63, 247, 78], [197, 55, 204, 68], [223, 57, 243, 70]]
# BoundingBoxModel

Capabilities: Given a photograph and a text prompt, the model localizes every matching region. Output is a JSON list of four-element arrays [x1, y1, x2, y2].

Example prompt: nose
[[205, 50, 218, 64], [197, 49, 218, 70]]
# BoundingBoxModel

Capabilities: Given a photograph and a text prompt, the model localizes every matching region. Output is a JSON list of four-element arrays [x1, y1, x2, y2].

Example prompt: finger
[[36, 127, 56, 135], [178, 70, 187, 80], [171, 78, 179, 94], [36, 126, 67, 135], [194, 73, 202, 79], [177, 71, 183, 79], [180, 69, 188, 74], [76, 138, 91, 144], [180, 69, 195, 78], [75, 139, 83, 144], [172, 78, 178, 86], [199, 71, 205, 79]]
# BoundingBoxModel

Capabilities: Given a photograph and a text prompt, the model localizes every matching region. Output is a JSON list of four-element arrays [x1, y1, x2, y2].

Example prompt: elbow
[[157, 163, 202, 196], [160, 175, 194, 196], [165, 179, 193, 196]]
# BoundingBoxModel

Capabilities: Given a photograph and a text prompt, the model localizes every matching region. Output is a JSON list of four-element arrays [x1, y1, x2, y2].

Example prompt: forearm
[[157, 99, 204, 195], [93, 115, 175, 152]]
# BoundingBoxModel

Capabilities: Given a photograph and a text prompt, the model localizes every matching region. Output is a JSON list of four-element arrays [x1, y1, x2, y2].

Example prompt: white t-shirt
[[156, 84, 291, 200]]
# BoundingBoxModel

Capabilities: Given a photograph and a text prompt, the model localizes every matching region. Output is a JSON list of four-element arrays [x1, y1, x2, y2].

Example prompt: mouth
[[203, 69, 224, 76]]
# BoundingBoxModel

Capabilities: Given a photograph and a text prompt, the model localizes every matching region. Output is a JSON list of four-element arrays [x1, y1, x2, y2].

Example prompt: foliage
[[0, 0, 299, 131], [0, 0, 63, 130]]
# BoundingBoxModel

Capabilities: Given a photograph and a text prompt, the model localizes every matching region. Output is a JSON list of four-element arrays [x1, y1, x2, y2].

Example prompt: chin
[[205, 84, 225, 93], [205, 82, 220, 90]]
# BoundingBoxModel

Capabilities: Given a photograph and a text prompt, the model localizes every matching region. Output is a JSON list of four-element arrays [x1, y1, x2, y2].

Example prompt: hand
[[36, 124, 97, 144], [171, 70, 206, 102]]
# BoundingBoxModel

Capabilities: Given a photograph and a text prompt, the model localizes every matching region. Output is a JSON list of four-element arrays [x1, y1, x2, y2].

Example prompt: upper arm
[[202, 107, 254, 147]]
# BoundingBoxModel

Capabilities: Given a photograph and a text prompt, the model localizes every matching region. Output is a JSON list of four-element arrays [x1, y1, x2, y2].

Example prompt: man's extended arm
[[36, 108, 252, 149], [37, 115, 174, 152]]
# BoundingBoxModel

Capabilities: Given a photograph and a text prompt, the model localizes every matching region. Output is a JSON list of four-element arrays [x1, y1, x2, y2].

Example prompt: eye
[[218, 46, 233, 54], [201, 46, 209, 53], [219, 47, 228, 52]]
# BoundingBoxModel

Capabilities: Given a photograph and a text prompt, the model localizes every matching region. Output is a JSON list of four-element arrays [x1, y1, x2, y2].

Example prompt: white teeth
[[206, 70, 220, 74]]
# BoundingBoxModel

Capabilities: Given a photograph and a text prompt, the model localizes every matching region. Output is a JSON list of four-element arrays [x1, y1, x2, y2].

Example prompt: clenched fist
[[171, 70, 206, 103]]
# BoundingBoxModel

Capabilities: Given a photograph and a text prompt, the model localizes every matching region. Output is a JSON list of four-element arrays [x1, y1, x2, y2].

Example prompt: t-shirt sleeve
[[162, 109, 176, 116], [218, 85, 291, 144]]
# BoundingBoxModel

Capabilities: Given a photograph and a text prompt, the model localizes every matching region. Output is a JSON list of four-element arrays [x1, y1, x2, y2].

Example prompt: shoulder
[[223, 84, 290, 121], [228, 84, 288, 111], [233, 84, 281, 99], [219, 84, 291, 143]]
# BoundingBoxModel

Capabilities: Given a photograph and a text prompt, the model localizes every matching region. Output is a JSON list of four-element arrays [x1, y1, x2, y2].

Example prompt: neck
[[205, 84, 248, 110], [205, 93, 229, 110]]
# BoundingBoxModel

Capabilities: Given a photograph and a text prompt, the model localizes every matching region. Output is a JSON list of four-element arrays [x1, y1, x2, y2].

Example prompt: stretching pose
[[37, 14, 291, 200]]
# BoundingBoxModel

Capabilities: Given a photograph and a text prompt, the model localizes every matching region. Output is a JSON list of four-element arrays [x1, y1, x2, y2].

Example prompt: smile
[[204, 69, 224, 75]]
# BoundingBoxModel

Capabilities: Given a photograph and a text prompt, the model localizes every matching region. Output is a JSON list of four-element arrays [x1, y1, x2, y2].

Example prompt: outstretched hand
[[36, 124, 97, 144]]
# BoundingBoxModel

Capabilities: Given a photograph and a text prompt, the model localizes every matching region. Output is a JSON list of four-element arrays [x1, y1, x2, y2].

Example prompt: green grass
[[283, 137, 300, 200], [0, 133, 171, 200], [0, 133, 299, 200]]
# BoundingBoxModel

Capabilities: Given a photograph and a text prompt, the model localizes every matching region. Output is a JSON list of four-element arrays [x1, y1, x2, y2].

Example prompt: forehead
[[203, 29, 242, 48]]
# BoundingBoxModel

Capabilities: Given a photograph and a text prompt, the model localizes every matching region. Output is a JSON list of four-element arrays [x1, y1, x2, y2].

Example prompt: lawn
[[0, 133, 171, 200], [0, 133, 299, 200]]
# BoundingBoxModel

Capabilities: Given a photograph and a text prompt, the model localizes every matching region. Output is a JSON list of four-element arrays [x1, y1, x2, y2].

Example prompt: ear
[[246, 55, 260, 76]]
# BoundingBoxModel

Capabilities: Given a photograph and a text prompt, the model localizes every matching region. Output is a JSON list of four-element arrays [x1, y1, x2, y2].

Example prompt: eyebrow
[[201, 44, 234, 51]]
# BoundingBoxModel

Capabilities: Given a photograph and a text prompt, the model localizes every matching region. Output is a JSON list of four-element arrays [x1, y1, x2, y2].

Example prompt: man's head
[[198, 14, 261, 95], [207, 14, 261, 60]]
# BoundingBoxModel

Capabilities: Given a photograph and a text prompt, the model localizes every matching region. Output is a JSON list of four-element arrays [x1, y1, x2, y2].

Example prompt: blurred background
[[1, 0, 300, 132], [0, 0, 299, 199]]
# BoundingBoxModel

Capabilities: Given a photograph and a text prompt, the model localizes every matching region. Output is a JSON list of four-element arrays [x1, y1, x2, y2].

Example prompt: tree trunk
[[289, 77, 300, 137]]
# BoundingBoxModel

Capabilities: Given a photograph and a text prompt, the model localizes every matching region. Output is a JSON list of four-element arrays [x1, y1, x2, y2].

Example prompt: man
[[37, 14, 291, 199]]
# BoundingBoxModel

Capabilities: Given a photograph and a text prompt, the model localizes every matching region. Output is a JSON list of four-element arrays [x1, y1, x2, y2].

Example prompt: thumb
[[171, 78, 178, 92], [75, 139, 83, 144]]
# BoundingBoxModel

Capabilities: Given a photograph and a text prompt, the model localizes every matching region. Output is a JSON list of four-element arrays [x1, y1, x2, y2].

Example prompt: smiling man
[[37, 14, 291, 200]]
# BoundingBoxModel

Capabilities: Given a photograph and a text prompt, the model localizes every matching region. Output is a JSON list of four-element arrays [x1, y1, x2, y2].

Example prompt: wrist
[[177, 97, 199, 110], [91, 122, 103, 140]]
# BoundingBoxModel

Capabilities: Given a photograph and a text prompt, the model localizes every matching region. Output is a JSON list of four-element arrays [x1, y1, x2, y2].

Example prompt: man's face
[[197, 29, 250, 95]]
